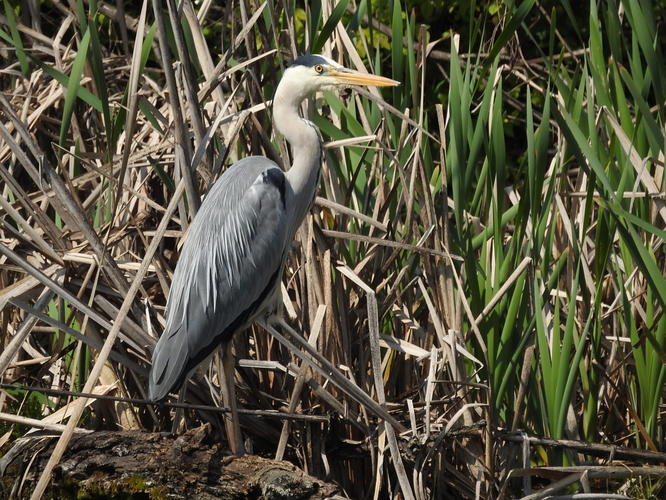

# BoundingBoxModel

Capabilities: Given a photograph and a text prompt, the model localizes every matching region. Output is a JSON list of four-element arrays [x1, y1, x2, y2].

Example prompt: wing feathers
[[148, 161, 288, 402]]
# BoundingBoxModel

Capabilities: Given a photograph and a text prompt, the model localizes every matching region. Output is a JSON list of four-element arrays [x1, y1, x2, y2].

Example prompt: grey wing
[[149, 158, 289, 402]]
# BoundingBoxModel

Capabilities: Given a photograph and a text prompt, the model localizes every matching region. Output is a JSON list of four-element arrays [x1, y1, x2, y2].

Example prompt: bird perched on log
[[148, 54, 398, 454]]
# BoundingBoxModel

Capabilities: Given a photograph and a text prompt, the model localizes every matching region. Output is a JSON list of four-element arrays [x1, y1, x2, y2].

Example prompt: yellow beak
[[330, 68, 400, 87]]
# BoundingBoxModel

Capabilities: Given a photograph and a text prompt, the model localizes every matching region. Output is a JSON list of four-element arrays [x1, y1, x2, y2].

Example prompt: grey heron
[[148, 54, 398, 453]]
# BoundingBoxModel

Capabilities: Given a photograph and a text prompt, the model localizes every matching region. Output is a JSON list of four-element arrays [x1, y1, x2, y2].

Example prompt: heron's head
[[278, 54, 399, 101]]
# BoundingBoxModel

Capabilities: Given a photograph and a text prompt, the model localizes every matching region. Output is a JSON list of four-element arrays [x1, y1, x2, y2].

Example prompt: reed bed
[[0, 0, 665, 498]]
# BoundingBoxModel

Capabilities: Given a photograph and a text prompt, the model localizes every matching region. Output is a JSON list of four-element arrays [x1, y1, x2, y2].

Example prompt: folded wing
[[149, 158, 289, 402]]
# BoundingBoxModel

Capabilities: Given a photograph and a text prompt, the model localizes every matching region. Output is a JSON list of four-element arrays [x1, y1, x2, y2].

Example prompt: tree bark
[[2, 425, 345, 499]]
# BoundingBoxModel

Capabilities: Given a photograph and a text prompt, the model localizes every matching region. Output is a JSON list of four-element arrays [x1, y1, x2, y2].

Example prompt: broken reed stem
[[0, 383, 328, 423]]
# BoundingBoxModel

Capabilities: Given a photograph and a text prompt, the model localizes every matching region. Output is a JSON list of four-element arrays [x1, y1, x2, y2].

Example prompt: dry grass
[[0, 2, 478, 498]]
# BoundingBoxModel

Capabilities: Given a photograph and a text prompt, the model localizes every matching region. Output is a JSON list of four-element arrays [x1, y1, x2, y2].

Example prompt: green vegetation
[[0, 0, 664, 498]]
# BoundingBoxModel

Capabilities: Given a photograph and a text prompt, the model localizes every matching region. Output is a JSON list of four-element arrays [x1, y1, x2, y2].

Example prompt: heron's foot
[[266, 312, 281, 325], [258, 313, 280, 329]]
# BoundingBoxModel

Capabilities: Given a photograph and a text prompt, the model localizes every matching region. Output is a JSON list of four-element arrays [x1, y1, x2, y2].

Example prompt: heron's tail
[[148, 325, 189, 402]]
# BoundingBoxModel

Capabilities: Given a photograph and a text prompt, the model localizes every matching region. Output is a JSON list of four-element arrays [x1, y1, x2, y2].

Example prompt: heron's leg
[[171, 383, 187, 434], [220, 341, 245, 455]]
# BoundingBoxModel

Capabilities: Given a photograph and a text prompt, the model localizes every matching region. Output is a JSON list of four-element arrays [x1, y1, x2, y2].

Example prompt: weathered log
[[2, 425, 346, 499]]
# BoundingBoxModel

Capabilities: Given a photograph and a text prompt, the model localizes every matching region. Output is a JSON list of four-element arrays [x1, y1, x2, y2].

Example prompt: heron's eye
[[314, 64, 324, 74]]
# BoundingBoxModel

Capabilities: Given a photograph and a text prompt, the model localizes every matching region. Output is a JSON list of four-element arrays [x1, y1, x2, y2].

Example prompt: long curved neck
[[273, 81, 322, 226]]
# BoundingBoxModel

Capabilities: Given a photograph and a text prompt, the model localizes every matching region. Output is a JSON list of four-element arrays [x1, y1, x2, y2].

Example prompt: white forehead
[[317, 55, 342, 68], [290, 54, 343, 70]]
